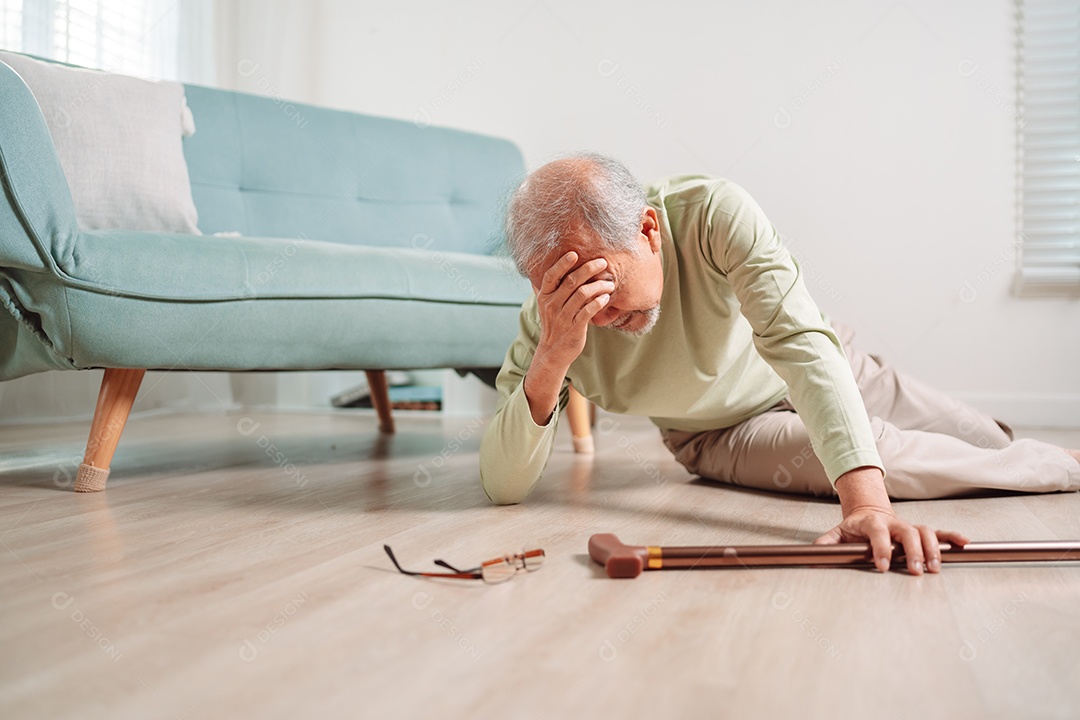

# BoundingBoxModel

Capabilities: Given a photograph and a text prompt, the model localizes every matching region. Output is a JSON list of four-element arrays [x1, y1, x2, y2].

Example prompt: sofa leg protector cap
[[75, 464, 109, 493], [572, 435, 595, 454]]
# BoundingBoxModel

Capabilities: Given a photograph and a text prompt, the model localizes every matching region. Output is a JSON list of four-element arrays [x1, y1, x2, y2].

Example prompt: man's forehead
[[530, 251, 595, 286], [545, 247, 592, 268], [540, 236, 605, 269]]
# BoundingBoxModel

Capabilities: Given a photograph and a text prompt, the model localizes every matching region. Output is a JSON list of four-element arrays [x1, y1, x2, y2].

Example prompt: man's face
[[529, 209, 665, 337]]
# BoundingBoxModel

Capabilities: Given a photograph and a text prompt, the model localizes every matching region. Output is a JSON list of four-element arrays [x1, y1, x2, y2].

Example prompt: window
[[0, 1, 22, 50], [1017, 0, 1080, 291], [1, 0, 179, 80]]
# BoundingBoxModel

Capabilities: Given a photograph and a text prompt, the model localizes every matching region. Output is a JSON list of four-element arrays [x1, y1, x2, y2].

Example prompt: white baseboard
[[952, 394, 1080, 429]]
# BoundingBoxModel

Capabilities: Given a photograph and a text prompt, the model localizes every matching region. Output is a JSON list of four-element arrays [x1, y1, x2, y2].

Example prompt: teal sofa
[[0, 57, 530, 491]]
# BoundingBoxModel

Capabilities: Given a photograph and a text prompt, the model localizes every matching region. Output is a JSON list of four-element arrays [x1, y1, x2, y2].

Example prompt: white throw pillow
[[0, 51, 201, 234]]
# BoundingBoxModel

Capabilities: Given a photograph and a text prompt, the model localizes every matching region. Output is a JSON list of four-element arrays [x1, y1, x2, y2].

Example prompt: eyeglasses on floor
[[383, 544, 545, 584]]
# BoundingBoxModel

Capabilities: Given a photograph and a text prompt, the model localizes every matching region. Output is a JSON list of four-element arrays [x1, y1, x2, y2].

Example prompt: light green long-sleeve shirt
[[479, 175, 885, 504]]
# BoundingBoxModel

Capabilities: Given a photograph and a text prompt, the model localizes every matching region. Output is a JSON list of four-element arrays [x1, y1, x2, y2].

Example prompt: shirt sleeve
[[701, 179, 885, 486], [479, 297, 571, 504]]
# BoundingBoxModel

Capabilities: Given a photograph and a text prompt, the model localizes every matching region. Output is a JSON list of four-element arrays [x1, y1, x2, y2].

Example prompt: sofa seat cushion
[[57, 230, 526, 304], [0, 230, 531, 376]]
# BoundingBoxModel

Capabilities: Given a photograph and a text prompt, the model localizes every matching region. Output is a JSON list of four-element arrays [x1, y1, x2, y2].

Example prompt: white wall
[[212, 0, 1078, 427], [4, 0, 1077, 427]]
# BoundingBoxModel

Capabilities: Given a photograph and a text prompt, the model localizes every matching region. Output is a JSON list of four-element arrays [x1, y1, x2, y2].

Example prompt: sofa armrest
[[0, 60, 80, 273]]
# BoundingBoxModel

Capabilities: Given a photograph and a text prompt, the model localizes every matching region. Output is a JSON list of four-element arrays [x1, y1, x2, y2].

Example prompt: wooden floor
[[1, 409, 1078, 720]]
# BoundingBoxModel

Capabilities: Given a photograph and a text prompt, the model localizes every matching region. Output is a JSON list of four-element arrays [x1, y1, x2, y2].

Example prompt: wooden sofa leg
[[364, 370, 395, 434], [567, 384, 594, 454], [75, 368, 146, 493]]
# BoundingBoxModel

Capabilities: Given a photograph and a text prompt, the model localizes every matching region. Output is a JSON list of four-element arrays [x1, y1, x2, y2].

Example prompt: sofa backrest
[[182, 84, 525, 256]]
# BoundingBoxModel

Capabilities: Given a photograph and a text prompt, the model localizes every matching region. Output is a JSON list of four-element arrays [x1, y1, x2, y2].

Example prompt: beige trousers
[[660, 321, 1080, 500]]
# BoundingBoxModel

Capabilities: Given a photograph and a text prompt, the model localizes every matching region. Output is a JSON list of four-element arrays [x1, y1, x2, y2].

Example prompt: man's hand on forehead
[[534, 250, 612, 293], [529, 250, 615, 364], [519, 249, 614, 427]]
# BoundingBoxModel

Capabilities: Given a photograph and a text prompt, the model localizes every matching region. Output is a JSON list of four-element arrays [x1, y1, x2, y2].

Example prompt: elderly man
[[479, 153, 1080, 576]]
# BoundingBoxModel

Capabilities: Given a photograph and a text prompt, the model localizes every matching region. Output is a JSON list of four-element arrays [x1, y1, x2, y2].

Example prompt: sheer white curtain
[[1017, 0, 1080, 291], [176, 0, 215, 85]]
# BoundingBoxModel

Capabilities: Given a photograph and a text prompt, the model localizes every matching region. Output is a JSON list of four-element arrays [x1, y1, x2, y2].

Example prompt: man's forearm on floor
[[479, 376, 563, 504]]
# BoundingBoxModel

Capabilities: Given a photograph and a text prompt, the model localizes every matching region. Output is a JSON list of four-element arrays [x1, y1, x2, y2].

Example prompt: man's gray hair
[[504, 153, 648, 278]]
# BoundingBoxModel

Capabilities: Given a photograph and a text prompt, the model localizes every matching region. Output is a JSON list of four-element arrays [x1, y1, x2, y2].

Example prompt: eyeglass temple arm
[[433, 558, 479, 574], [383, 545, 418, 575], [386, 545, 482, 579]]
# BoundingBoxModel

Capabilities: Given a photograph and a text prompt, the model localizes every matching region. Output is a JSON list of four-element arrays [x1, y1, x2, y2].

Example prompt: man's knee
[[660, 428, 711, 477]]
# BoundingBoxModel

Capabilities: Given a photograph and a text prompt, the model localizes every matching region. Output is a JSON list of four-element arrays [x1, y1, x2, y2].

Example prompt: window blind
[[1, 0, 178, 79], [1018, 0, 1080, 289]]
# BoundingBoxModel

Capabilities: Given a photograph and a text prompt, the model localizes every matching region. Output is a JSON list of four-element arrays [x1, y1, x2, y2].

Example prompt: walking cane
[[588, 533, 1080, 578]]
